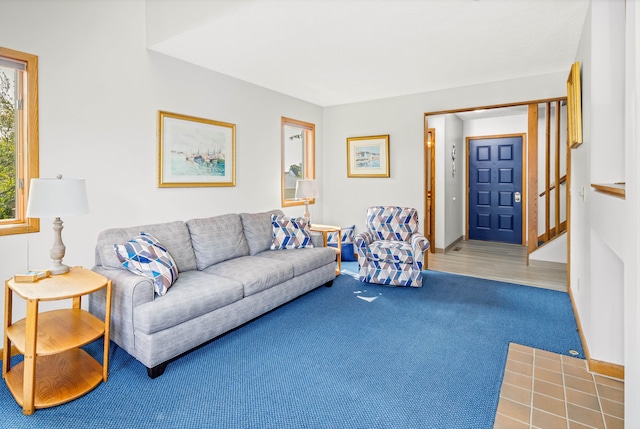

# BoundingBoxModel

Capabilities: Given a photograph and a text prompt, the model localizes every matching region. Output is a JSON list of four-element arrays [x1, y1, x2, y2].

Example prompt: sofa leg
[[147, 362, 168, 379], [324, 280, 333, 287]]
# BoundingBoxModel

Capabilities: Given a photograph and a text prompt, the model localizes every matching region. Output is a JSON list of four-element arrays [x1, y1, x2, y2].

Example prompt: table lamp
[[295, 179, 319, 222], [26, 175, 89, 275]]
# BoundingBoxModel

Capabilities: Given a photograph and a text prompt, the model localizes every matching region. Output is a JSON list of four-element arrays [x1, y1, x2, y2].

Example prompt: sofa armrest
[[310, 231, 324, 248], [410, 234, 430, 270], [89, 266, 155, 354]]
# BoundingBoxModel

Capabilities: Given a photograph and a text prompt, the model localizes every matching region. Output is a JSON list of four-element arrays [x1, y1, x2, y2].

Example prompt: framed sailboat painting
[[158, 111, 236, 187], [346, 134, 390, 178]]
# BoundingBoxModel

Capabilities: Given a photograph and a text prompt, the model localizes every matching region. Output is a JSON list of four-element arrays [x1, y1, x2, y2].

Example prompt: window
[[0, 47, 39, 236], [281, 117, 315, 207]]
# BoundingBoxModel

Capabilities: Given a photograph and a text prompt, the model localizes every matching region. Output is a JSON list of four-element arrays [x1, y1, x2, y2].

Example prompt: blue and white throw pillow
[[114, 232, 179, 296], [327, 225, 357, 261], [270, 214, 314, 250]]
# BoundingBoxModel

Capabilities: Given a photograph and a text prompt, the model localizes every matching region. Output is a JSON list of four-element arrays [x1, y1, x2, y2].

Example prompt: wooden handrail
[[538, 175, 567, 197]]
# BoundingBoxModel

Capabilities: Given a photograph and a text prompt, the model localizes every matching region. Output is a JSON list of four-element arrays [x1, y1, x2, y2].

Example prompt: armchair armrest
[[354, 230, 375, 262], [410, 234, 430, 270], [310, 231, 324, 248]]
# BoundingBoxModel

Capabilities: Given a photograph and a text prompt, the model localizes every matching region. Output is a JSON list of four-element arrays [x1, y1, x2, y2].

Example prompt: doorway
[[467, 134, 525, 245], [423, 98, 568, 284]]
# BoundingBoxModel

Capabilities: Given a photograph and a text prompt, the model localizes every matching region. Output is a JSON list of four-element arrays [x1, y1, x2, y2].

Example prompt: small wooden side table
[[2, 267, 112, 415], [309, 224, 342, 275]]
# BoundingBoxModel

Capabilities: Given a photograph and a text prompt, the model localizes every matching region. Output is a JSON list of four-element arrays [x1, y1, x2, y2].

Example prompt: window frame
[[281, 117, 315, 208], [0, 46, 39, 236]]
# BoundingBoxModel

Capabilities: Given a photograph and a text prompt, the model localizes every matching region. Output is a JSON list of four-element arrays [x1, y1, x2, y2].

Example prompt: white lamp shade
[[27, 177, 89, 218], [295, 179, 319, 199]]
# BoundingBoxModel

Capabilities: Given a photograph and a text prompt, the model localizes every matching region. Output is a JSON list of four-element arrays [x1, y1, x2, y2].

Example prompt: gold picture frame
[[346, 134, 390, 178], [567, 61, 583, 149], [158, 111, 236, 187]]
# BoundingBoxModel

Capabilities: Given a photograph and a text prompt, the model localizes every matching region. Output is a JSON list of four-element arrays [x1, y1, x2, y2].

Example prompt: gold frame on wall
[[281, 117, 315, 207], [157, 111, 236, 187], [567, 61, 583, 149], [346, 134, 390, 178]]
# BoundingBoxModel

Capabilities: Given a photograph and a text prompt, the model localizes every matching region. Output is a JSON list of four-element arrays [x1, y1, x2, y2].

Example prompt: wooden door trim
[[423, 97, 566, 117], [423, 120, 436, 252], [527, 105, 539, 258], [465, 133, 526, 245]]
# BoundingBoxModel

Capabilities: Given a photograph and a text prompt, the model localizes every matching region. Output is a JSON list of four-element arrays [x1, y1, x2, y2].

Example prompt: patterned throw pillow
[[270, 214, 314, 250], [327, 225, 357, 261], [114, 232, 179, 296]]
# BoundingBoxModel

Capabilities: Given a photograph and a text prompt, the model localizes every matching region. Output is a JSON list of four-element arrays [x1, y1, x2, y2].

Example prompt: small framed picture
[[346, 134, 390, 178], [158, 111, 236, 187]]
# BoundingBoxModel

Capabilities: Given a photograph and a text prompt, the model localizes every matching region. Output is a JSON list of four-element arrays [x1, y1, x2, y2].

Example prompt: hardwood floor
[[426, 240, 567, 292]]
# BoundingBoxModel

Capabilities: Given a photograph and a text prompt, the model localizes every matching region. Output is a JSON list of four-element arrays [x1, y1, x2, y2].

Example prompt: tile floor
[[494, 343, 624, 429]]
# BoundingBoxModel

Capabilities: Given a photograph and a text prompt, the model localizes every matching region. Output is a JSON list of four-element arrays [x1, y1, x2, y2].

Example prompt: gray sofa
[[89, 209, 336, 378]]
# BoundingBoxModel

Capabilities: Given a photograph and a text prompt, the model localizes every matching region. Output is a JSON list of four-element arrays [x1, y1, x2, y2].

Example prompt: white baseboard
[[528, 259, 567, 270]]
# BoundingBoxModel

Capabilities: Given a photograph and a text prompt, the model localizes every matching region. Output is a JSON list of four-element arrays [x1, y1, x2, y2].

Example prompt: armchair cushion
[[367, 240, 414, 264], [366, 206, 419, 242]]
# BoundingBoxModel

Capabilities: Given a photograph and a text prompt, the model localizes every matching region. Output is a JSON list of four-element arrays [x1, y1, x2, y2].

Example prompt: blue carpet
[[0, 267, 583, 428]]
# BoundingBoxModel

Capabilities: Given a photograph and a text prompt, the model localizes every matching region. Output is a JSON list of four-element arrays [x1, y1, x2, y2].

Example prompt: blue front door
[[468, 136, 523, 244]]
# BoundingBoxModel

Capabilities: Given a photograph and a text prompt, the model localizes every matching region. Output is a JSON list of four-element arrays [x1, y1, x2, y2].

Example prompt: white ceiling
[[148, 0, 590, 107]]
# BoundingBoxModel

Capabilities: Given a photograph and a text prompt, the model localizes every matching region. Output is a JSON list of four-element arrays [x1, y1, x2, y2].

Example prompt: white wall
[[530, 233, 567, 264], [570, 0, 626, 369], [624, 0, 640, 420], [568, 2, 640, 423], [427, 114, 464, 252], [463, 114, 527, 140], [443, 115, 464, 249], [0, 0, 324, 338], [570, 0, 594, 368]]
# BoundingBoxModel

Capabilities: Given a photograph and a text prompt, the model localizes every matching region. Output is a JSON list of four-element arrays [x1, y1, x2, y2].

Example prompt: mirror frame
[[281, 117, 315, 207]]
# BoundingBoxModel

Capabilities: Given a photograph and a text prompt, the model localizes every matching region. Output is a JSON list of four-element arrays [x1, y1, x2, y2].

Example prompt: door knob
[[514, 192, 521, 203]]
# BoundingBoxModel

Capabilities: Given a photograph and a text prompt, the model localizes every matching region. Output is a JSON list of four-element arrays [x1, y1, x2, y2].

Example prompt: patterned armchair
[[355, 206, 430, 287]]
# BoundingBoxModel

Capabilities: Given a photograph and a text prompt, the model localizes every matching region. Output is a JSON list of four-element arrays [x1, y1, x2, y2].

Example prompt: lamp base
[[49, 217, 69, 275], [303, 200, 311, 222], [49, 263, 70, 275]]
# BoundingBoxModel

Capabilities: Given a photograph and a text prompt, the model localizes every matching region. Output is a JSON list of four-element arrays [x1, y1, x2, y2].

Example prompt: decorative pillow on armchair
[[270, 214, 314, 249], [114, 232, 179, 296], [327, 225, 357, 261]]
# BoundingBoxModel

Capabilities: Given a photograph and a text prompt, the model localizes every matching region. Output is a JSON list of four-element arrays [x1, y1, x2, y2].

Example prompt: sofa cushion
[[114, 232, 179, 296], [97, 221, 196, 272], [133, 270, 244, 335], [186, 213, 250, 270], [256, 247, 337, 277], [368, 240, 414, 264], [203, 255, 293, 297], [270, 214, 314, 249], [240, 209, 284, 255], [327, 225, 357, 261]]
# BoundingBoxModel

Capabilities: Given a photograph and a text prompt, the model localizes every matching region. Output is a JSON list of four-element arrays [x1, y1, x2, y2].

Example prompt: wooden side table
[[309, 224, 342, 275], [2, 267, 112, 415]]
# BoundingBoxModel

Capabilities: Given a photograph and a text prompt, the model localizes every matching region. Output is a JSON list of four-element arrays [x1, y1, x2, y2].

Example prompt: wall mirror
[[281, 117, 315, 207]]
